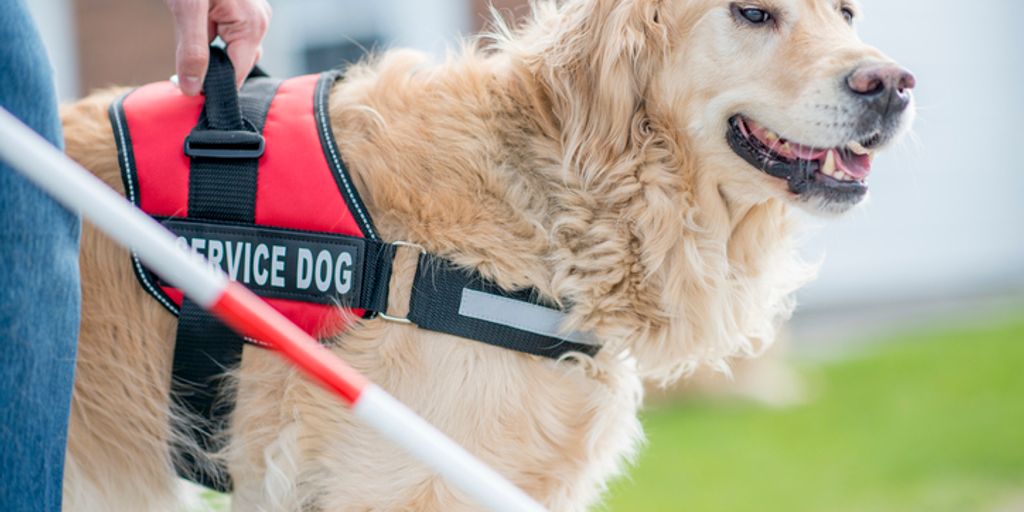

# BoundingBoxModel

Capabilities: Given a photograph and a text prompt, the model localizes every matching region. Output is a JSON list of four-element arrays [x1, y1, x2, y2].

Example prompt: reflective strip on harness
[[408, 255, 601, 359], [458, 288, 599, 347]]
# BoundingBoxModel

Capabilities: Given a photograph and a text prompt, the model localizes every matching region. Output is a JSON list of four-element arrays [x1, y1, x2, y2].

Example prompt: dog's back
[[60, 47, 643, 510]]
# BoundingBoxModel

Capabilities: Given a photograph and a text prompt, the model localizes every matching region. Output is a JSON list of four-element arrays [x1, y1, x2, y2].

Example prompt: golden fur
[[60, 0, 911, 510]]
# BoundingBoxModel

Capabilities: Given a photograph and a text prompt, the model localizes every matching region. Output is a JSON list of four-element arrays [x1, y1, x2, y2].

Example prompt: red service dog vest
[[108, 48, 597, 492], [111, 70, 387, 340]]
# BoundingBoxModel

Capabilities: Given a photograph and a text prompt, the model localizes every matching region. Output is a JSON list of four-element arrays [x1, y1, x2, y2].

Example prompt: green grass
[[605, 314, 1024, 512], [198, 312, 1024, 511]]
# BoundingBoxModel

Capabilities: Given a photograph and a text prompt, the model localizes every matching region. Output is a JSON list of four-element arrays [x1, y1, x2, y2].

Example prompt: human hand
[[165, 0, 272, 96]]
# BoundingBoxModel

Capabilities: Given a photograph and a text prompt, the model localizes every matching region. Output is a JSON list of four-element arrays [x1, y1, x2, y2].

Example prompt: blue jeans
[[0, 1, 82, 511]]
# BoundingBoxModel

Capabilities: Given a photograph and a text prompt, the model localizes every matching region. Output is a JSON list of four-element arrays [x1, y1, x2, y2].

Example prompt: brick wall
[[73, 0, 533, 93], [74, 0, 177, 93]]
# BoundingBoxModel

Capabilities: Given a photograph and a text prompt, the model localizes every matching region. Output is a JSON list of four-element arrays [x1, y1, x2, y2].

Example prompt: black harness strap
[[171, 303, 242, 490], [407, 255, 601, 359], [171, 48, 278, 491], [185, 53, 269, 222], [156, 218, 396, 311]]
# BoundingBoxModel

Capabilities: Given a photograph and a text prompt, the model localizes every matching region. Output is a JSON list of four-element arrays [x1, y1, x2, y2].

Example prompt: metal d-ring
[[378, 241, 426, 324]]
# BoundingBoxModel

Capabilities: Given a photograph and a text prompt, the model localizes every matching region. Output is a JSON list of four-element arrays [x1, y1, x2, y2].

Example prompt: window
[[303, 37, 383, 72]]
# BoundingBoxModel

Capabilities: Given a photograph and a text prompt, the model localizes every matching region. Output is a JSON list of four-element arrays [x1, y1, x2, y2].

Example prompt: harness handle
[[183, 46, 266, 159], [201, 47, 245, 130]]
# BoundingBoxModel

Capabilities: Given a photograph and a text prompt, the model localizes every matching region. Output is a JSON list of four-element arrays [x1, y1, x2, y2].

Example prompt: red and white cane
[[0, 108, 546, 512]]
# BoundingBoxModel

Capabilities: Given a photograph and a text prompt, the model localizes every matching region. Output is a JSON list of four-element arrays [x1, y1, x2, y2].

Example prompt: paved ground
[[788, 290, 1024, 360]]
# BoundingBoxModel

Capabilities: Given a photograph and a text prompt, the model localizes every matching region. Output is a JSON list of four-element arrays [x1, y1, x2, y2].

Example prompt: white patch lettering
[[334, 251, 353, 294], [253, 244, 270, 286], [225, 241, 243, 280], [191, 238, 207, 256], [296, 248, 314, 290], [271, 245, 286, 288], [314, 250, 332, 292], [207, 240, 225, 271], [243, 242, 252, 284]]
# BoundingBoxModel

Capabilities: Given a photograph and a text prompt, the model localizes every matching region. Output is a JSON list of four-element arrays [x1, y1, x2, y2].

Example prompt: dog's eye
[[734, 5, 774, 26], [841, 7, 855, 24]]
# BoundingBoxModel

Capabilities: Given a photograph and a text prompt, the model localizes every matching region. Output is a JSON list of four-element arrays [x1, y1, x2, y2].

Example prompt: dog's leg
[[223, 330, 645, 512], [62, 221, 184, 511]]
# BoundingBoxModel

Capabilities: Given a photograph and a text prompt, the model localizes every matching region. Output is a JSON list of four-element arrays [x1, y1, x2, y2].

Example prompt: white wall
[[260, 0, 470, 77], [376, 0, 472, 55], [24, 0, 79, 100], [797, 0, 1024, 307]]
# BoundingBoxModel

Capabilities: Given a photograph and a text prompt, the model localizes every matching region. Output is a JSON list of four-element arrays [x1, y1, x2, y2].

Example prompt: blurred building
[[795, 0, 1024, 311], [28, 0, 530, 98], [23, 0, 1024, 317]]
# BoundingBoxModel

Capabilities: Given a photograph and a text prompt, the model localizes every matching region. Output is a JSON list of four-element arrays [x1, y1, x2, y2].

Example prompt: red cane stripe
[[210, 282, 369, 404]]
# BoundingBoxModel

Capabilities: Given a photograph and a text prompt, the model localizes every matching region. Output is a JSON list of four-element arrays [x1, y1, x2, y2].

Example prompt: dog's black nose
[[846, 63, 916, 118]]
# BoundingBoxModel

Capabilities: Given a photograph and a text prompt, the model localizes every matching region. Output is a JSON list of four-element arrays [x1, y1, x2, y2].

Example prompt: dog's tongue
[[742, 118, 873, 180], [792, 145, 872, 179], [837, 152, 872, 179]]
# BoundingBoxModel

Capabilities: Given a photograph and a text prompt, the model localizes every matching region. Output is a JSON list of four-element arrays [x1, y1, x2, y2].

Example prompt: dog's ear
[[540, 0, 668, 186]]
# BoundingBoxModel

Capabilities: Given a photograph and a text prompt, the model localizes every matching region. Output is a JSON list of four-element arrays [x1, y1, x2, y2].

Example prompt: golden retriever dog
[[59, 0, 915, 510]]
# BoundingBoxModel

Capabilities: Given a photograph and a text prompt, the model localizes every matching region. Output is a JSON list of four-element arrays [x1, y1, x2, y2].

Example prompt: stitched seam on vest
[[112, 95, 181, 315], [164, 224, 368, 245], [315, 75, 377, 240]]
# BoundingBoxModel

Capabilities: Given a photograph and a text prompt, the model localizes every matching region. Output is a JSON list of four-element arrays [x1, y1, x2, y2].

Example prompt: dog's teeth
[[822, 150, 837, 176], [765, 131, 779, 144], [847, 141, 871, 156], [836, 170, 850, 181], [779, 142, 793, 156]]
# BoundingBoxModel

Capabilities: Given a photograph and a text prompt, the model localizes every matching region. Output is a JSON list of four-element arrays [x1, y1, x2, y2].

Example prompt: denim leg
[[0, 1, 82, 511]]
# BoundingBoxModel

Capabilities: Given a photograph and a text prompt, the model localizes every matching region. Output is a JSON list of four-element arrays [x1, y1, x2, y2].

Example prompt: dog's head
[[511, 0, 916, 376], [532, 0, 915, 216], [663, 0, 916, 215]]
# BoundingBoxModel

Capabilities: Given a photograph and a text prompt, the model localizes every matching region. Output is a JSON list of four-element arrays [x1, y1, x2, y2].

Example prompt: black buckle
[[184, 129, 265, 159]]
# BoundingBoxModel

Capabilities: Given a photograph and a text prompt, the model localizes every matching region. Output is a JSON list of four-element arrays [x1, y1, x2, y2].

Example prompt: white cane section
[[0, 108, 227, 305], [353, 385, 548, 512]]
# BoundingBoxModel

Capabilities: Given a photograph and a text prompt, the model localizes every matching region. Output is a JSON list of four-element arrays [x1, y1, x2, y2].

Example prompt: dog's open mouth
[[727, 115, 875, 199]]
